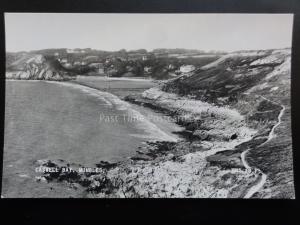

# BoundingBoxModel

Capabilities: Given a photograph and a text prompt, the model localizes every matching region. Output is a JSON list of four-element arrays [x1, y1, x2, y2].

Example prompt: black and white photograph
[[1, 13, 295, 198]]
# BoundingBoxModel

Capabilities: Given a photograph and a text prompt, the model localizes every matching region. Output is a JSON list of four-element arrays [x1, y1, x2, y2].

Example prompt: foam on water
[[50, 81, 178, 142]]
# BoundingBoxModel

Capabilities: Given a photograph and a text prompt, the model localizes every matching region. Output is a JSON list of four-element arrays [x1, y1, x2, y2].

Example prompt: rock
[[36, 159, 49, 165], [193, 130, 209, 140], [130, 155, 152, 161], [165, 153, 176, 161], [6, 54, 73, 81], [230, 133, 238, 140], [207, 151, 244, 169], [57, 170, 81, 182], [35, 176, 48, 183], [79, 178, 92, 187], [95, 161, 117, 169], [136, 150, 146, 154]]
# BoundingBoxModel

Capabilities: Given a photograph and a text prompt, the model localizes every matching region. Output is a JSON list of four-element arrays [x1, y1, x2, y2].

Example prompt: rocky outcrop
[[34, 137, 259, 198], [31, 48, 294, 198], [160, 48, 294, 198], [35, 85, 259, 198], [6, 54, 73, 81], [119, 48, 294, 198]]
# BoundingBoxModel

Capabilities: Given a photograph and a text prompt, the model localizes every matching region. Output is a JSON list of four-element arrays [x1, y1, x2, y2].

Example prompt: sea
[[2, 79, 182, 197]]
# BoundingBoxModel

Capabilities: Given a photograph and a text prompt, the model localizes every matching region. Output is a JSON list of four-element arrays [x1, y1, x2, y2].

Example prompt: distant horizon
[[6, 46, 292, 54], [5, 13, 294, 52]]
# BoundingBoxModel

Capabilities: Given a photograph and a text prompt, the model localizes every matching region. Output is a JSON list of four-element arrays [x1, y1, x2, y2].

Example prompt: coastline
[[51, 80, 180, 142], [31, 80, 264, 198], [5, 77, 292, 198]]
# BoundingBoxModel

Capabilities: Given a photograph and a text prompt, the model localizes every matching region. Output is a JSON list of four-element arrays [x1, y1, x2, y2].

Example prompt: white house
[[179, 65, 195, 73], [144, 66, 152, 73], [67, 49, 85, 54], [89, 63, 103, 68], [63, 63, 72, 68], [98, 68, 104, 74], [66, 49, 75, 54], [168, 64, 175, 69]]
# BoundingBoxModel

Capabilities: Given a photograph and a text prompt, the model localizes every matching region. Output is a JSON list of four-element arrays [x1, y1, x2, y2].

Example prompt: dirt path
[[258, 96, 286, 145], [242, 93, 285, 198]]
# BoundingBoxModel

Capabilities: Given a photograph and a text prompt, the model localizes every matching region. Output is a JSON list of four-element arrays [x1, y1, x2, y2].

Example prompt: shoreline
[[52, 80, 180, 143], [76, 75, 154, 82], [4, 47, 294, 198], [5, 78, 286, 198], [6, 79, 180, 143], [32, 82, 264, 198]]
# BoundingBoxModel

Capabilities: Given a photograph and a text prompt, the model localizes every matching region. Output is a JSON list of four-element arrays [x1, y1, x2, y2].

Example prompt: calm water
[[2, 80, 180, 197]]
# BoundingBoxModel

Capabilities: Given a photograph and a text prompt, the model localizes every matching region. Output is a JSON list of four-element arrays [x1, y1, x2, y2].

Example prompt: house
[[66, 49, 75, 53], [144, 66, 152, 73], [62, 63, 72, 68], [98, 68, 104, 74], [179, 65, 195, 73], [89, 63, 103, 68], [175, 70, 181, 75], [67, 49, 85, 54], [168, 64, 175, 70], [61, 58, 68, 63]]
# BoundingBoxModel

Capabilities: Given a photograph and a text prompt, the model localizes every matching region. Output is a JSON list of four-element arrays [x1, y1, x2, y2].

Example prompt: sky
[[5, 13, 294, 52]]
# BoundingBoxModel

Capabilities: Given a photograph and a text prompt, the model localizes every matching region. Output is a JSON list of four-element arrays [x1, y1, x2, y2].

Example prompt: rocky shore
[[32, 48, 294, 198], [34, 87, 262, 198]]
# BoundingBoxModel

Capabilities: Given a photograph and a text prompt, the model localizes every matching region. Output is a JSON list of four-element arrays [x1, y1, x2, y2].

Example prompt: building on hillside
[[98, 68, 105, 74], [179, 65, 196, 73], [175, 69, 181, 75], [168, 64, 175, 70], [144, 66, 152, 74], [61, 58, 68, 63], [89, 63, 104, 68], [67, 49, 85, 54], [62, 63, 72, 68]]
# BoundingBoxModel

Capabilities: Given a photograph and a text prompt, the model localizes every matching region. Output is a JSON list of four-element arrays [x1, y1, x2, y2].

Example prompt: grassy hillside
[[6, 48, 222, 80], [162, 48, 294, 198]]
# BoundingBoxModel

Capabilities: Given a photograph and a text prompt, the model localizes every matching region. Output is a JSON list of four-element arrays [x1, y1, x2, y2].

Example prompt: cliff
[[6, 49, 222, 80], [27, 48, 294, 198], [6, 54, 74, 81], [159, 48, 294, 198]]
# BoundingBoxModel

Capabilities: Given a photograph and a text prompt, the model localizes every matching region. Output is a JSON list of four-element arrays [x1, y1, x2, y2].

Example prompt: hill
[[6, 48, 223, 80], [26, 48, 294, 198], [6, 54, 74, 81], [150, 48, 294, 198]]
